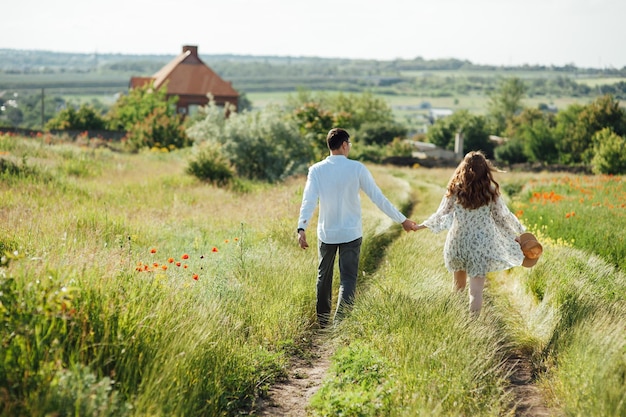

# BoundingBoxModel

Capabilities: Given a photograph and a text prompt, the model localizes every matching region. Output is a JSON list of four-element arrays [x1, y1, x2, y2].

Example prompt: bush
[[45, 104, 106, 131], [591, 128, 626, 174], [186, 145, 234, 186], [349, 143, 387, 163], [188, 105, 314, 182], [494, 138, 528, 165], [124, 106, 190, 152], [357, 121, 407, 146]]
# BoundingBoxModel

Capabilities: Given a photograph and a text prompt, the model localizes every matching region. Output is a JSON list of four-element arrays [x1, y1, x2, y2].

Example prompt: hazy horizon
[[4, 0, 626, 69]]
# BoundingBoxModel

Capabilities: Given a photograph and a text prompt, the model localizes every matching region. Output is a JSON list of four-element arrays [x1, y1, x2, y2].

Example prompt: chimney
[[182, 45, 198, 57]]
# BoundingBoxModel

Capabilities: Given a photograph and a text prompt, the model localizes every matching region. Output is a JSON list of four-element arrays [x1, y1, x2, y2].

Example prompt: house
[[129, 45, 239, 116]]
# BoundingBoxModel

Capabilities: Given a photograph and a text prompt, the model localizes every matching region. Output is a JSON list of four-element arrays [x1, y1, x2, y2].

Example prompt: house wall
[[174, 95, 238, 115]]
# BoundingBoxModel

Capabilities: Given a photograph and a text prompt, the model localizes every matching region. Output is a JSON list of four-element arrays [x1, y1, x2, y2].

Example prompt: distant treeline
[[2, 48, 626, 74], [1, 48, 626, 100]]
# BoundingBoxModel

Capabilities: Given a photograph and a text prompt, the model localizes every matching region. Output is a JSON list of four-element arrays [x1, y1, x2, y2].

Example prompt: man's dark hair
[[327, 128, 350, 150]]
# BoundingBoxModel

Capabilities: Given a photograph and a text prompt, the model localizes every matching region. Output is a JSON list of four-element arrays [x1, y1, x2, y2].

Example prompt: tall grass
[[1, 136, 625, 416], [0, 135, 318, 416], [310, 168, 626, 416]]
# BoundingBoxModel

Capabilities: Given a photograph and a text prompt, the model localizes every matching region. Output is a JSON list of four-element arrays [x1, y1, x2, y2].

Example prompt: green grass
[[310, 167, 626, 416], [510, 173, 626, 269], [1, 136, 625, 416]]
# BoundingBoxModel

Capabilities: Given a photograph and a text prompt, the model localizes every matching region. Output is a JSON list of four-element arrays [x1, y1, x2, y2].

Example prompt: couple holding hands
[[297, 128, 542, 326]]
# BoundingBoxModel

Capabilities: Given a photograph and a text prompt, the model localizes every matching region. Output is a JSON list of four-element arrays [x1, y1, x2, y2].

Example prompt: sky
[[4, 0, 625, 69]]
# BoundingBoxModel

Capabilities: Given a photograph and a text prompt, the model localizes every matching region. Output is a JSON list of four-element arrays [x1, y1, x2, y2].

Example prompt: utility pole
[[41, 88, 45, 131]]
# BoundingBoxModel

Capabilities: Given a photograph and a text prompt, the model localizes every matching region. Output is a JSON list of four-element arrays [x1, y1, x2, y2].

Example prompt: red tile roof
[[130, 46, 238, 99]]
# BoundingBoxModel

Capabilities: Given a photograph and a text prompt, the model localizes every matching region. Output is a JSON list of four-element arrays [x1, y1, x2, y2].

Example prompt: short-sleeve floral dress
[[423, 193, 526, 277]]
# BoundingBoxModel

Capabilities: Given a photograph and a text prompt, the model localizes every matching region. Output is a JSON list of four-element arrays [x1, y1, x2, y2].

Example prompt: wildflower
[[212, 247, 218, 252], [168, 257, 174, 263], [224, 239, 229, 243], [182, 254, 189, 260], [153, 262, 159, 268], [176, 261, 181, 267], [234, 237, 239, 241], [515, 210, 524, 218], [183, 264, 188, 269], [162, 265, 168, 270], [192, 274, 199, 280], [150, 248, 157, 254]]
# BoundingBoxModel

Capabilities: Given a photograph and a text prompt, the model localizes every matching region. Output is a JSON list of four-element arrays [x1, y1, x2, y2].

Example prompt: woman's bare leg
[[469, 275, 486, 314], [454, 270, 467, 291]]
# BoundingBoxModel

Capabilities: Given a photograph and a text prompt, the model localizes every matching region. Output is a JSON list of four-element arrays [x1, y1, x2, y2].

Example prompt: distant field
[[575, 77, 626, 86], [246, 91, 601, 118]]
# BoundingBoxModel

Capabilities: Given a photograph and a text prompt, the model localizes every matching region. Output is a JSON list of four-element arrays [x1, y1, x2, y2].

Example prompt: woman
[[415, 151, 526, 314]]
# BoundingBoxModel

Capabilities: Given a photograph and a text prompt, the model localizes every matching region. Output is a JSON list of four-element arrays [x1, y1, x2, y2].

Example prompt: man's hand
[[297, 230, 309, 249], [401, 219, 418, 232]]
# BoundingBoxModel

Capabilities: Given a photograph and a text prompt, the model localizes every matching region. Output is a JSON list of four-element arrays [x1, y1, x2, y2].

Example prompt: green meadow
[[1, 134, 624, 416]]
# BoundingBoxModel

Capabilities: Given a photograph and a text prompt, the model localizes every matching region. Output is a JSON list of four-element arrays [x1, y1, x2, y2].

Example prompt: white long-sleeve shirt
[[298, 155, 407, 244]]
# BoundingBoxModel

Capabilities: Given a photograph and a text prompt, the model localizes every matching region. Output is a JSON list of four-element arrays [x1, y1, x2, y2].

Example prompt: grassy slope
[[310, 166, 626, 416], [1, 139, 624, 416]]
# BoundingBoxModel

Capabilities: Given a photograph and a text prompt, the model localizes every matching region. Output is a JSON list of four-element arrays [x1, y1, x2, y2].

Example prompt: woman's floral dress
[[423, 194, 526, 277]]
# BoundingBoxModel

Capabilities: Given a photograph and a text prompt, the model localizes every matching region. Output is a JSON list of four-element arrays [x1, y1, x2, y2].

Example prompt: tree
[[237, 93, 253, 113], [107, 81, 189, 151], [553, 103, 585, 164], [291, 102, 334, 161], [107, 81, 177, 131], [494, 138, 527, 165], [2, 106, 23, 127], [487, 77, 527, 135], [357, 121, 407, 146], [426, 110, 493, 157], [507, 108, 558, 164], [591, 128, 626, 174], [554, 94, 626, 164]]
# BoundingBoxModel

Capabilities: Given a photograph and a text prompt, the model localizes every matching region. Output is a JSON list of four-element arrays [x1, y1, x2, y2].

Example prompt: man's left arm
[[359, 167, 416, 230]]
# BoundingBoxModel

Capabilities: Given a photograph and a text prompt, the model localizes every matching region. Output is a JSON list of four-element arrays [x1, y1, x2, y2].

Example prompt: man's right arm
[[297, 229, 309, 249], [297, 169, 318, 249]]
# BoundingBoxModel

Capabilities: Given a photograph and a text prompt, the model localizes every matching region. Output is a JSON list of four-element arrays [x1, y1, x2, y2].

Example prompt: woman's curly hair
[[446, 151, 500, 210]]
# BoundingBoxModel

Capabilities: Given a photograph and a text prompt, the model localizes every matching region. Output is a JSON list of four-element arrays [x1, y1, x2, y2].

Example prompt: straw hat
[[519, 233, 543, 268]]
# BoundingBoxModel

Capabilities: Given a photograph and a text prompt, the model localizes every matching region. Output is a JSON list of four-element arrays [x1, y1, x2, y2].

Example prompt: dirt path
[[255, 331, 334, 417], [506, 350, 555, 417], [492, 276, 560, 417]]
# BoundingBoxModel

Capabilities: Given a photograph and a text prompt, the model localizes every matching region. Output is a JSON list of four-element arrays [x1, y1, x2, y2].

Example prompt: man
[[297, 128, 417, 327]]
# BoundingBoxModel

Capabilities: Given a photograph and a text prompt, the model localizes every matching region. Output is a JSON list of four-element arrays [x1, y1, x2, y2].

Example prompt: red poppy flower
[[176, 262, 181, 267], [162, 265, 168, 270], [192, 274, 199, 280], [182, 254, 189, 260], [212, 247, 218, 252], [168, 257, 174, 263], [150, 248, 157, 254]]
